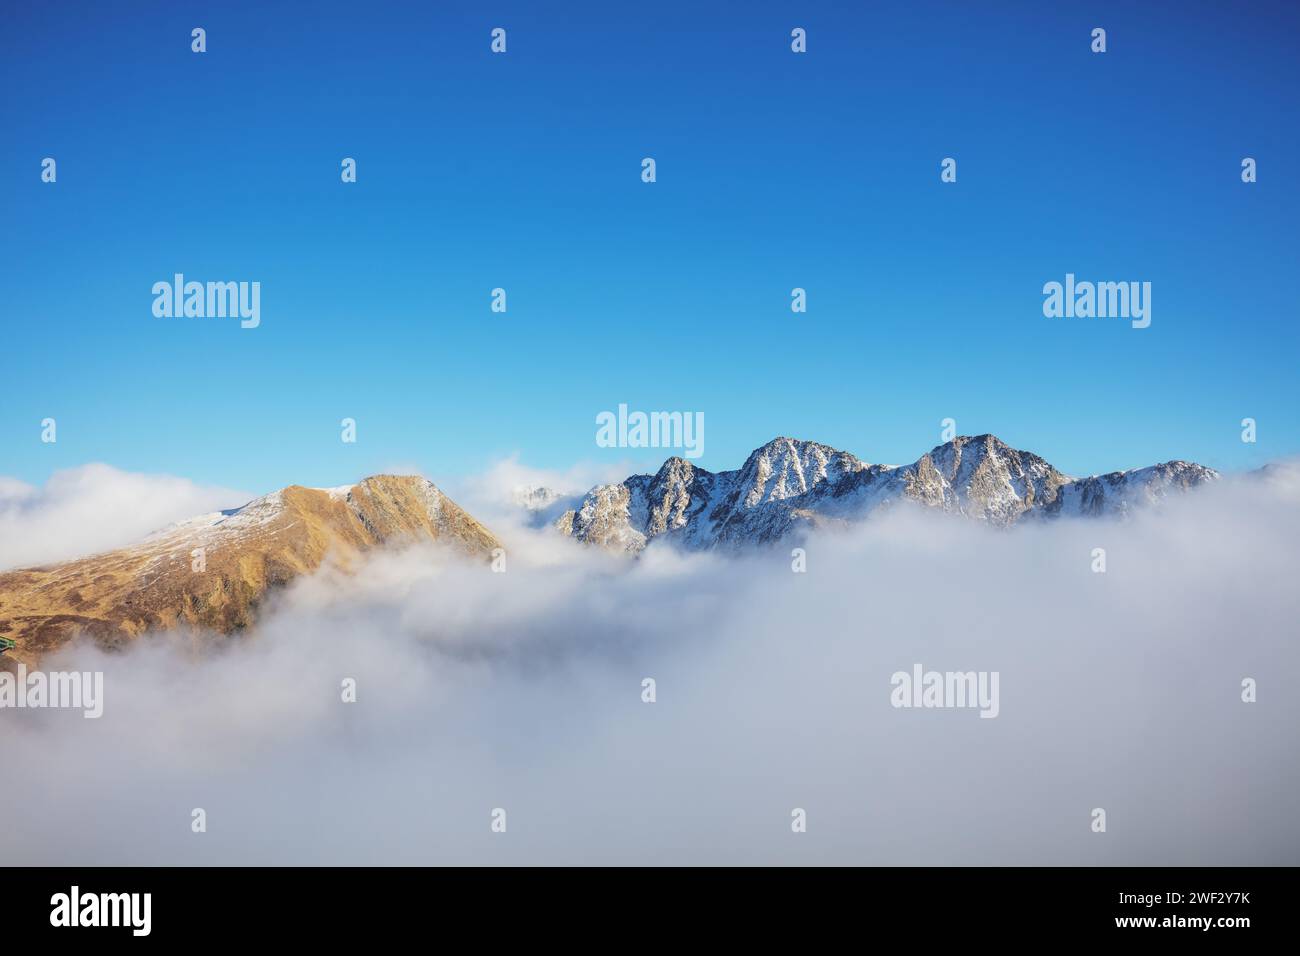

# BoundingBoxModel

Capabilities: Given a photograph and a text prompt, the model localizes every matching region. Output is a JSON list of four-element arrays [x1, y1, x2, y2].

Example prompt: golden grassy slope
[[0, 475, 500, 668]]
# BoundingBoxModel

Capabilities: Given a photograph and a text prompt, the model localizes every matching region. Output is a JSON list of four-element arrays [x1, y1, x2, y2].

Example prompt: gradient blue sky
[[3, 0, 1297, 493]]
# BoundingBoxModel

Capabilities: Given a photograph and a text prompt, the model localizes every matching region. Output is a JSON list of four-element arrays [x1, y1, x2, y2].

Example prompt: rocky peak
[[557, 433, 1219, 553], [906, 435, 1071, 523], [734, 437, 867, 510]]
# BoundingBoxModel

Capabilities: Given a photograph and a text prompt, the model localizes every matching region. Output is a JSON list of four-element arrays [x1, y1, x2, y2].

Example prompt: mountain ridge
[[0, 475, 500, 668], [554, 434, 1219, 553]]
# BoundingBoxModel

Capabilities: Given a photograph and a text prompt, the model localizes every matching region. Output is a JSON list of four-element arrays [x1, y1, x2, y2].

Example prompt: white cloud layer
[[1, 463, 1298, 864], [0, 464, 249, 571], [441, 453, 634, 529]]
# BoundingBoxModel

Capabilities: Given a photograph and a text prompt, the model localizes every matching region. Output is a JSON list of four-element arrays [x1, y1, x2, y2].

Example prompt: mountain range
[[0, 434, 1218, 666], [550, 434, 1219, 552]]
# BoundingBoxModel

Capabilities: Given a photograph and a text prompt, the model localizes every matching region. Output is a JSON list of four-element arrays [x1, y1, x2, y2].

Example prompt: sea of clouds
[[1, 461, 1298, 865]]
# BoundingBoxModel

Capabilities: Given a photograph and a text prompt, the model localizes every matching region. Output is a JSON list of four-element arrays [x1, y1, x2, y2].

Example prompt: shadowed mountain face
[[0, 476, 500, 668], [555, 435, 1221, 553]]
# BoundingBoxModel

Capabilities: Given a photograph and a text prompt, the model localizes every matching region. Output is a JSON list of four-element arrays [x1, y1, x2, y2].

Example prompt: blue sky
[[2, 0, 1297, 492]]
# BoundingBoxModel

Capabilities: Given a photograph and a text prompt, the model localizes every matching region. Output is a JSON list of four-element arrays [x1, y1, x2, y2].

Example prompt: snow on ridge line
[[316, 484, 356, 500], [554, 435, 1223, 553]]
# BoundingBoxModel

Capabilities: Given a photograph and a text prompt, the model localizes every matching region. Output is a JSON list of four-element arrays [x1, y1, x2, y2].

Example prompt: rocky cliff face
[[0, 475, 500, 668], [1048, 460, 1219, 517], [555, 435, 1219, 553]]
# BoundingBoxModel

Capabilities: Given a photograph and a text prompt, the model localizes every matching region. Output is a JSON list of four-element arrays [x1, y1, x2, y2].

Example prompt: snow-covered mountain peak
[[512, 484, 564, 511], [556, 434, 1220, 553], [735, 436, 868, 509]]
